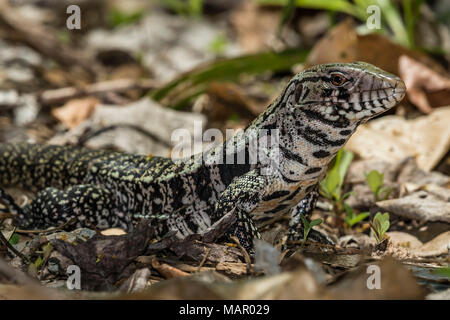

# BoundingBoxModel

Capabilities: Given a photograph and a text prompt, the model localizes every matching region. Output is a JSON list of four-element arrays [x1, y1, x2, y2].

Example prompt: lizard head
[[288, 61, 406, 124]]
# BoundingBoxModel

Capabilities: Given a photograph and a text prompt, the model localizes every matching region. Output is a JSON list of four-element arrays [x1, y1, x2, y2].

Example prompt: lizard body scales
[[0, 62, 405, 250]]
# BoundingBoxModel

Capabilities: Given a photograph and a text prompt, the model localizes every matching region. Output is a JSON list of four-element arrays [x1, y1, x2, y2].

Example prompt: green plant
[[370, 212, 390, 244], [365, 170, 392, 201], [433, 267, 450, 279], [34, 256, 43, 269], [300, 214, 323, 246], [107, 9, 144, 28], [319, 149, 354, 213], [344, 203, 369, 227], [8, 233, 19, 245], [209, 34, 228, 55], [256, 0, 425, 48], [151, 48, 309, 109], [276, 0, 296, 38], [56, 30, 71, 44], [161, 0, 203, 17]]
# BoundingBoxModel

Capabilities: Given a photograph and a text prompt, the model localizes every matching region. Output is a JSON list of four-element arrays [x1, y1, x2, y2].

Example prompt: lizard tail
[[0, 142, 98, 191]]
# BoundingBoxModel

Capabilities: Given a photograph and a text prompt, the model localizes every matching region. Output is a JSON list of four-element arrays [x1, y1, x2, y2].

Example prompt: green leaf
[[189, 0, 203, 16], [8, 233, 19, 245], [43, 243, 53, 256], [347, 212, 369, 227], [300, 214, 311, 245], [319, 179, 332, 199], [379, 186, 393, 200], [433, 267, 450, 279], [151, 48, 309, 109], [336, 150, 354, 186], [208, 34, 228, 55], [256, 0, 365, 19], [34, 256, 43, 269], [277, 0, 296, 38], [325, 170, 340, 199], [300, 214, 309, 228], [377, 0, 410, 47], [371, 212, 390, 243], [161, 0, 203, 16], [341, 191, 353, 200], [343, 202, 354, 219], [309, 219, 323, 227], [379, 212, 390, 234], [321, 149, 353, 202], [366, 170, 384, 195], [107, 9, 144, 28]]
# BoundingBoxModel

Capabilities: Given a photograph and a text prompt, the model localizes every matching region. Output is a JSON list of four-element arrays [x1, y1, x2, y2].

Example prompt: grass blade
[[151, 48, 309, 109]]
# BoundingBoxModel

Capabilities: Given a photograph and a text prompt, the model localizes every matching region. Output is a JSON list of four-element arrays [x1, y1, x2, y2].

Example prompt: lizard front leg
[[212, 169, 267, 252], [286, 186, 333, 248]]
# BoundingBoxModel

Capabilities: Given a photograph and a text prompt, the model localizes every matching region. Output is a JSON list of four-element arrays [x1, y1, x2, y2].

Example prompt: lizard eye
[[330, 73, 347, 86]]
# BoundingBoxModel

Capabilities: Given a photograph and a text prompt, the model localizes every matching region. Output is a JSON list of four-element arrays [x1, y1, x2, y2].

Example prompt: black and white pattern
[[0, 62, 405, 251]]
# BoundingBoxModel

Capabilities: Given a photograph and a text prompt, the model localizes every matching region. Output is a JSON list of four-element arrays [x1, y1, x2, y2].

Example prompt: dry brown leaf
[[399, 55, 450, 113], [215, 262, 248, 276], [51, 97, 99, 129], [386, 231, 423, 249], [307, 19, 445, 76], [207, 82, 261, 118], [411, 231, 450, 257], [151, 259, 190, 279], [376, 190, 450, 223], [230, 2, 283, 53], [326, 257, 424, 299], [101, 228, 127, 236], [346, 106, 450, 171], [307, 19, 358, 65]]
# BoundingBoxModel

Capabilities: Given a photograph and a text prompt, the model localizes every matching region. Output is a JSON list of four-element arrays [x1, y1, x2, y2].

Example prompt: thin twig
[[0, 228, 29, 262], [15, 217, 77, 234], [230, 236, 252, 274], [84, 220, 102, 235], [39, 78, 159, 106], [0, 212, 14, 223], [279, 249, 291, 265], [197, 247, 211, 272]]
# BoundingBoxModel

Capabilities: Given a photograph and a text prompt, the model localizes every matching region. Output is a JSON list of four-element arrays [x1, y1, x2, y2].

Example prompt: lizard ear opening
[[294, 83, 303, 102]]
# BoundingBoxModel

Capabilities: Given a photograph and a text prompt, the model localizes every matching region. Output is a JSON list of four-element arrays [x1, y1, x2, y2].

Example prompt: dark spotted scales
[[0, 62, 405, 251]]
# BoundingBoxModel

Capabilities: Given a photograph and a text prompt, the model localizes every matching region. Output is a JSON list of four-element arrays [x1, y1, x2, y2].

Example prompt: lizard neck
[[244, 93, 360, 182], [201, 92, 359, 186]]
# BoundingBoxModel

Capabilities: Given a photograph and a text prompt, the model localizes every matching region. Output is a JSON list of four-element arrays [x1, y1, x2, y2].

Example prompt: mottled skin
[[0, 62, 405, 251]]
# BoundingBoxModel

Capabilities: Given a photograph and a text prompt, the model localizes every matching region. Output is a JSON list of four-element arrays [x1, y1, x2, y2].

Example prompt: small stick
[[40, 78, 159, 106], [15, 217, 77, 234], [0, 228, 29, 262], [151, 258, 189, 279], [196, 247, 211, 272], [84, 220, 102, 235], [279, 249, 291, 265], [230, 236, 252, 274]]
